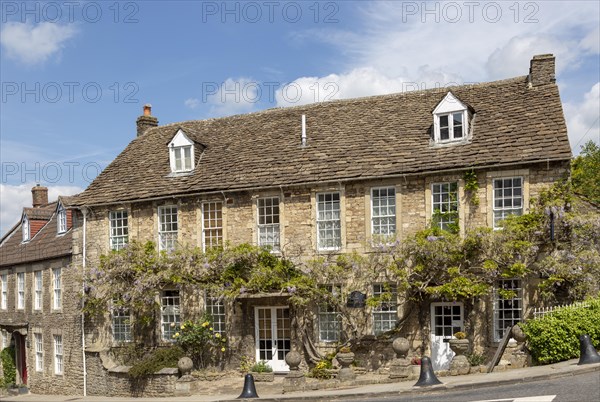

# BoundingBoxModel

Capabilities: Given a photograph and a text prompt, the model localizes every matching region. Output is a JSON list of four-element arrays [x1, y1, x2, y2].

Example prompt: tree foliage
[[571, 140, 600, 204]]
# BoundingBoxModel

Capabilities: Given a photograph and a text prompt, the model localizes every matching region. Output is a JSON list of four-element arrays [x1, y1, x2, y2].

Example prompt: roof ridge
[[149, 76, 529, 129]]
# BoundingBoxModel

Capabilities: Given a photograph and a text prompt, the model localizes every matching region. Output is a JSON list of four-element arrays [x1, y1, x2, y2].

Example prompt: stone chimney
[[31, 184, 48, 207], [529, 54, 556, 87], [136, 104, 158, 137]]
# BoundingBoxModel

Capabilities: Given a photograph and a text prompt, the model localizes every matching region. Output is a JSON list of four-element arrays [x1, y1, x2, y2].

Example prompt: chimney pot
[[31, 184, 48, 208], [529, 54, 556, 87], [136, 103, 158, 137]]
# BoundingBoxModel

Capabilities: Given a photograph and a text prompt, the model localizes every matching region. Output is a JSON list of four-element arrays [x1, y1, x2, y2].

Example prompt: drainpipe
[[81, 207, 88, 396]]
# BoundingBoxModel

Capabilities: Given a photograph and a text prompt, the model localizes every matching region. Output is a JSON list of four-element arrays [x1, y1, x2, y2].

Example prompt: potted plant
[[250, 360, 274, 382], [336, 346, 355, 369], [449, 331, 470, 356]]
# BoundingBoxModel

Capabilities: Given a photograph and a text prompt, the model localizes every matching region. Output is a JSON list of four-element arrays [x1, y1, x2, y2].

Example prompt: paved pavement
[[3, 359, 599, 402]]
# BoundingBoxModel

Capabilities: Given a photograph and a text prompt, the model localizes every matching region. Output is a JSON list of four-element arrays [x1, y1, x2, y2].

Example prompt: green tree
[[571, 141, 600, 204]]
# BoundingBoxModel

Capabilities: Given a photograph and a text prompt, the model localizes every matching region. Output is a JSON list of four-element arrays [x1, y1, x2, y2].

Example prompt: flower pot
[[449, 339, 470, 356], [252, 372, 274, 382], [336, 352, 355, 369]]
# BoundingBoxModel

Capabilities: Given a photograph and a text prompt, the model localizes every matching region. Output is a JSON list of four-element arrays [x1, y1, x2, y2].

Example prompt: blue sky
[[1, 0, 599, 235]]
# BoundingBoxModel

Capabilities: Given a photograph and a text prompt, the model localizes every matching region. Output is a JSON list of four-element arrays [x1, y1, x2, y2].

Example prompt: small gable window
[[57, 204, 67, 234], [432, 92, 469, 143], [22, 215, 30, 242], [169, 129, 195, 173]]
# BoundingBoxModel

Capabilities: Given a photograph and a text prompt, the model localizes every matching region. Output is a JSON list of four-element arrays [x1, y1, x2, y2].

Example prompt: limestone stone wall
[[85, 351, 178, 397]]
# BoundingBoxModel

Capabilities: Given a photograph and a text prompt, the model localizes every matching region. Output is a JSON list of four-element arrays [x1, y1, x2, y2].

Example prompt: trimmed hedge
[[522, 298, 600, 364], [0, 347, 16, 386]]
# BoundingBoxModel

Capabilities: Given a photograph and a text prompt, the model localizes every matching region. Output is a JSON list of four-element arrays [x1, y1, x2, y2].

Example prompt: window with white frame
[[109, 210, 129, 250], [112, 302, 132, 342], [493, 279, 522, 342], [493, 177, 523, 229], [22, 215, 30, 242], [168, 129, 195, 173], [257, 197, 280, 251], [17, 272, 25, 309], [158, 206, 178, 252], [432, 182, 459, 232], [52, 268, 62, 310], [57, 204, 67, 234], [161, 290, 181, 341], [34, 271, 42, 310], [202, 202, 223, 251], [1, 273, 7, 310], [54, 334, 63, 375], [318, 285, 342, 342], [34, 333, 43, 372], [371, 187, 396, 240], [372, 284, 398, 335], [316, 192, 341, 251], [432, 92, 469, 143], [205, 295, 226, 335]]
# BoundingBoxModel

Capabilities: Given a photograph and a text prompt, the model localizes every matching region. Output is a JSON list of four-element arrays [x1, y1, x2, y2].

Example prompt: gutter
[[81, 207, 88, 397], [77, 157, 571, 208]]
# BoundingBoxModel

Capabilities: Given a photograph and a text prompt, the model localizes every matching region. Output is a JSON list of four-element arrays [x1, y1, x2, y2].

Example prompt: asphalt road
[[339, 371, 600, 402]]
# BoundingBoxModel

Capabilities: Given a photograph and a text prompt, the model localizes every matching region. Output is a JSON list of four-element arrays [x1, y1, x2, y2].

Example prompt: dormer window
[[432, 92, 470, 144], [22, 215, 30, 242], [57, 204, 67, 234], [169, 129, 195, 173]]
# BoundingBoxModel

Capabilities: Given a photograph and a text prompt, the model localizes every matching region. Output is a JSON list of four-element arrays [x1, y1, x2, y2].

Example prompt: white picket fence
[[532, 301, 590, 319]]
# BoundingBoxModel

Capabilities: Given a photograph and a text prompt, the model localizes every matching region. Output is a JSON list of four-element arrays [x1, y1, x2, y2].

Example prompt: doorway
[[430, 302, 464, 370], [254, 306, 291, 372]]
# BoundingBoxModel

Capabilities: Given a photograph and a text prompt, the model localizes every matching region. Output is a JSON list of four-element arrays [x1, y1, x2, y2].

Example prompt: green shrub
[[0, 347, 16, 386], [309, 353, 335, 380], [466, 353, 486, 366], [128, 346, 184, 379], [522, 298, 600, 364], [250, 360, 272, 373]]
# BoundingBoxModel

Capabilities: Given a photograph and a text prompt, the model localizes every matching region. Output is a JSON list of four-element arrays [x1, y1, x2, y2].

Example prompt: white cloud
[[275, 66, 466, 107], [485, 35, 577, 79], [204, 78, 259, 117], [184, 98, 200, 110], [0, 22, 77, 65], [0, 183, 82, 237], [564, 83, 600, 155]]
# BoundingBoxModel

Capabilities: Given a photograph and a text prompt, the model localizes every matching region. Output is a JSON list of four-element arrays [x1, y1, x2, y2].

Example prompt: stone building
[[0, 185, 84, 394], [73, 54, 571, 377]]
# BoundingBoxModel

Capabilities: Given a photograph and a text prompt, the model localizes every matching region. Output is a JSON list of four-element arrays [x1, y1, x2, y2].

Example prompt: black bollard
[[237, 373, 259, 399], [578, 334, 600, 365], [414, 356, 442, 386]]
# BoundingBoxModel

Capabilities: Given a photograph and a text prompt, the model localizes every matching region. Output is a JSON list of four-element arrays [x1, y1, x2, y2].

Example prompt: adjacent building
[[0, 186, 83, 393]]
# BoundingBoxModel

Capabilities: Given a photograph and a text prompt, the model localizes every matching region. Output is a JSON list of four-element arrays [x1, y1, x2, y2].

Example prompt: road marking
[[473, 396, 556, 402]]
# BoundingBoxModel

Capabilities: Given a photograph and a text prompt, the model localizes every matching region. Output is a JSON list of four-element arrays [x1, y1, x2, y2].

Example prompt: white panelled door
[[255, 306, 291, 372], [430, 302, 464, 370]]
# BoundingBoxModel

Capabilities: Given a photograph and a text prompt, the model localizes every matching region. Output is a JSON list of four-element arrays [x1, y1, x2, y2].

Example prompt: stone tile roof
[[23, 204, 55, 220], [0, 202, 73, 267], [76, 75, 571, 206]]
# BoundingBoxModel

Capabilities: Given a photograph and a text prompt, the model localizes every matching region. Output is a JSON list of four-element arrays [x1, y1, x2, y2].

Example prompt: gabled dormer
[[22, 215, 30, 242], [57, 202, 67, 234], [168, 129, 195, 173], [432, 92, 471, 144]]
